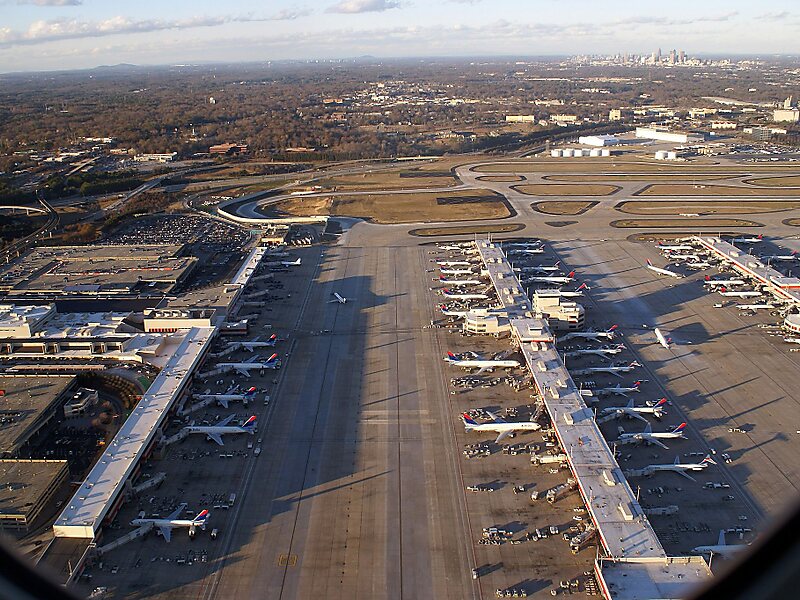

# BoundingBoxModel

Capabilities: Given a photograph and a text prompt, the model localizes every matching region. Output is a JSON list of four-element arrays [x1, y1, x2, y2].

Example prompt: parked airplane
[[616, 422, 687, 449], [330, 292, 348, 304], [666, 253, 703, 262], [522, 271, 576, 285], [461, 412, 541, 443], [439, 304, 470, 317], [655, 328, 671, 349], [515, 261, 561, 273], [761, 250, 797, 262], [564, 344, 625, 359], [281, 258, 301, 267], [596, 381, 643, 397], [636, 455, 716, 481], [737, 303, 775, 311], [437, 260, 471, 267], [731, 234, 763, 244], [217, 353, 281, 377], [130, 504, 210, 542], [657, 243, 695, 252], [704, 276, 746, 287], [718, 287, 763, 298], [445, 352, 520, 374], [231, 334, 280, 351], [784, 337, 800, 344], [438, 244, 463, 251], [571, 361, 641, 378], [184, 415, 257, 446], [560, 324, 618, 342], [645, 260, 683, 278], [194, 386, 258, 409], [441, 288, 489, 300], [438, 275, 482, 286], [505, 241, 542, 248], [534, 283, 590, 298], [600, 398, 668, 421], [440, 267, 476, 276], [508, 247, 545, 255], [685, 261, 712, 270], [691, 530, 751, 559]]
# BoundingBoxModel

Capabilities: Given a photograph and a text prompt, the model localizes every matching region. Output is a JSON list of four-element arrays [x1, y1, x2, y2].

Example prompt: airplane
[[194, 386, 258, 409], [437, 244, 463, 251], [514, 261, 561, 273], [657, 243, 695, 252], [731, 234, 763, 244], [439, 267, 476, 276], [438, 275, 483, 286], [635, 455, 717, 481], [184, 415, 257, 446], [718, 287, 763, 298], [596, 381, 643, 397], [281, 258, 301, 267], [564, 344, 625, 359], [504, 241, 542, 248], [441, 288, 489, 300], [507, 247, 545, 255], [460, 412, 541, 443], [439, 304, 470, 317], [685, 261, 712, 270], [784, 337, 800, 344], [521, 271, 576, 285], [445, 352, 520, 374], [691, 530, 751, 559], [665, 253, 703, 262], [437, 260, 472, 267], [704, 276, 746, 287], [330, 292, 348, 304], [217, 353, 281, 377], [645, 260, 683, 279], [600, 398, 668, 422], [737, 303, 775, 311], [655, 328, 671, 349], [231, 334, 280, 351], [761, 250, 797, 262], [130, 504, 210, 542], [616, 422, 687, 449], [571, 361, 641, 378], [560, 325, 618, 342]]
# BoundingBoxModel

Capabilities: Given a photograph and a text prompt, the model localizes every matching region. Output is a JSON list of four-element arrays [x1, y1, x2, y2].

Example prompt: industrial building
[[505, 115, 537, 123], [0, 375, 78, 457], [0, 459, 69, 530], [578, 135, 619, 146], [635, 127, 705, 144], [133, 153, 177, 163], [773, 108, 800, 123]]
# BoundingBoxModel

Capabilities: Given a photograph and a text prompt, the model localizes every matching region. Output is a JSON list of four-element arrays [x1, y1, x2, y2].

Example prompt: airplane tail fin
[[269, 333, 277, 341], [672, 422, 687, 435], [630, 360, 641, 367], [245, 386, 257, 396], [704, 275, 711, 281], [654, 398, 668, 408], [567, 270, 576, 278], [608, 324, 619, 333], [461, 413, 478, 426], [647, 259, 653, 266], [193, 509, 210, 524], [266, 352, 279, 363], [702, 455, 717, 465], [242, 416, 257, 431], [633, 380, 642, 388], [577, 282, 589, 291], [446, 351, 457, 360]]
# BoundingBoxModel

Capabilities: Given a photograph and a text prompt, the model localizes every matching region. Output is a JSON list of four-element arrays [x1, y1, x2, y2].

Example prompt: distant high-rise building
[[669, 50, 677, 65], [678, 49, 686, 63], [656, 48, 662, 61]]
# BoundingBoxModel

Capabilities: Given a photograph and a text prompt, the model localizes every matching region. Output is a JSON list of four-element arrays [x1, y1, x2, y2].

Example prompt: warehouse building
[[0, 459, 69, 530]]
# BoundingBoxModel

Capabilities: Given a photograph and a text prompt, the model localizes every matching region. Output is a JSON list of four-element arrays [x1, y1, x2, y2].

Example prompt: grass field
[[476, 175, 526, 182], [617, 199, 800, 215], [532, 201, 598, 215], [637, 184, 800, 197], [544, 174, 737, 182], [313, 171, 456, 191], [745, 176, 800, 187], [472, 161, 800, 174], [512, 183, 619, 196], [270, 188, 511, 224], [409, 223, 525, 236], [611, 218, 763, 228]]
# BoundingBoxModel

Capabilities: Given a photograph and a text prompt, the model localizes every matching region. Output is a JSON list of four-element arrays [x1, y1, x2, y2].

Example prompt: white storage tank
[[562, 148, 574, 157], [667, 151, 678, 160], [589, 148, 602, 157], [550, 149, 562, 158], [655, 150, 669, 160], [600, 149, 611, 157]]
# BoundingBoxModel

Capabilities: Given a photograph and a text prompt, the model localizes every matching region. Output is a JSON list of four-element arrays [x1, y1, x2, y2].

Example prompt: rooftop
[[0, 459, 68, 520], [597, 557, 713, 600]]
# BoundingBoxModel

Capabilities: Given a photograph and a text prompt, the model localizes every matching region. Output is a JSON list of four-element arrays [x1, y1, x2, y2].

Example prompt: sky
[[0, 0, 797, 73]]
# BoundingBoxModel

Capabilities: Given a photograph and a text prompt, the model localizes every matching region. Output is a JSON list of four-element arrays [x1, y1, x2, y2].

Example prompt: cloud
[[615, 12, 739, 28], [18, 0, 82, 5], [270, 8, 312, 21], [0, 14, 271, 46], [327, 0, 400, 14], [756, 11, 791, 22]]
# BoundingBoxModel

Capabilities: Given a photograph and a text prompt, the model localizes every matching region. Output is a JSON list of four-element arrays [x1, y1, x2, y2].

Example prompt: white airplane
[[718, 287, 762, 298], [505, 241, 542, 248], [761, 250, 797, 262], [508, 247, 545, 255], [636, 455, 717, 481], [685, 261, 712, 270], [731, 234, 763, 244], [737, 303, 775, 311], [515, 261, 561, 273], [596, 380, 643, 397], [600, 398, 668, 422], [438, 275, 483, 286], [564, 344, 625, 359], [784, 337, 800, 344], [461, 412, 541, 443], [184, 415, 257, 446], [655, 328, 671, 349], [437, 244, 463, 251], [657, 243, 695, 252], [445, 351, 520, 374], [441, 288, 489, 300], [194, 386, 257, 409], [666, 253, 703, 262], [217, 353, 281, 377], [130, 504, 210, 542], [231, 334, 280, 351], [571, 361, 641, 378], [704, 276, 746, 287], [438, 304, 470, 317], [535, 283, 589, 297], [437, 260, 471, 267], [281, 258, 301, 267], [330, 292, 348, 304], [692, 530, 751, 559], [560, 324, 618, 342], [616, 422, 687, 449], [645, 260, 682, 278], [440, 267, 476, 276], [522, 270, 576, 285]]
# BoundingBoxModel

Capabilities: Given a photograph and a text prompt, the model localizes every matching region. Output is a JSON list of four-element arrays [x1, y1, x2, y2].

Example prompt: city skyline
[[0, 0, 798, 73]]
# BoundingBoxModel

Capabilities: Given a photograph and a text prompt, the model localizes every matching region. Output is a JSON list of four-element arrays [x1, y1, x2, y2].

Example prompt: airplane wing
[[717, 530, 726, 546], [474, 366, 490, 375], [610, 371, 624, 378], [676, 470, 696, 482], [234, 367, 252, 378], [650, 438, 670, 450], [486, 411, 507, 424], [159, 526, 173, 543], [217, 398, 229, 409], [217, 415, 236, 427], [243, 346, 255, 352], [629, 411, 649, 423], [495, 430, 514, 443], [166, 503, 186, 520], [207, 433, 224, 446]]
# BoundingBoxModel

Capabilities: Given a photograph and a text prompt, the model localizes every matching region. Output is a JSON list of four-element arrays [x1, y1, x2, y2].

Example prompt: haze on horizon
[[0, 0, 798, 73]]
